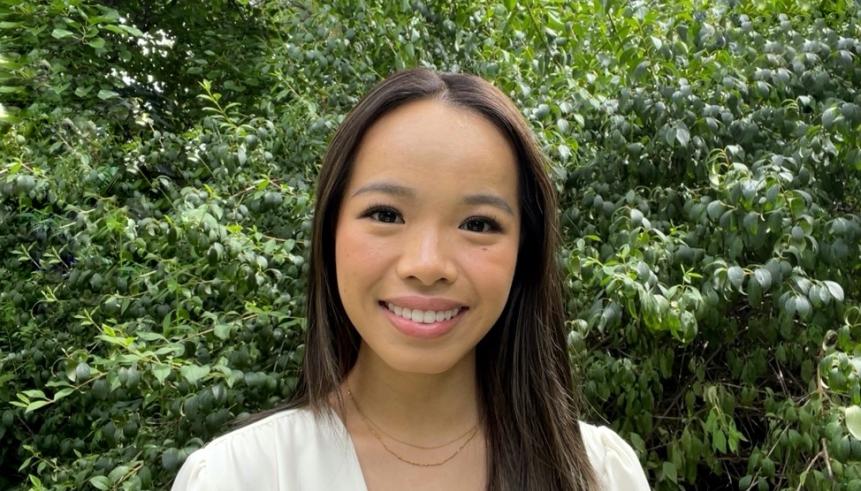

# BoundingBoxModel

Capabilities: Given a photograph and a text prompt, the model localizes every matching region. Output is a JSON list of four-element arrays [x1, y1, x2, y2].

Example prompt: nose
[[395, 226, 458, 286]]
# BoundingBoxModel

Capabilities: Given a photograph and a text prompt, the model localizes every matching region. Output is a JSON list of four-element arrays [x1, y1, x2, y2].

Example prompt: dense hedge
[[1, 1, 860, 489]]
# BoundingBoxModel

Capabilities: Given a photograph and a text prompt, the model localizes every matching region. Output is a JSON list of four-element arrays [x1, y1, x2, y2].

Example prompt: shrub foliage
[[1, 0, 860, 489]]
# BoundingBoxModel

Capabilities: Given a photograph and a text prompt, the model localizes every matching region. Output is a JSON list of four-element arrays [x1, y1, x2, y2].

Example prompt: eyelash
[[360, 204, 503, 233]]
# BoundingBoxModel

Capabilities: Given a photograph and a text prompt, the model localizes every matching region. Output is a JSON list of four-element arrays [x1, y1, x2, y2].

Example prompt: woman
[[172, 69, 649, 490]]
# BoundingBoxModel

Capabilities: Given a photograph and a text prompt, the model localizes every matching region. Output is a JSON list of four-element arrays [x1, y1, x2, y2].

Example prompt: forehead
[[347, 98, 519, 198]]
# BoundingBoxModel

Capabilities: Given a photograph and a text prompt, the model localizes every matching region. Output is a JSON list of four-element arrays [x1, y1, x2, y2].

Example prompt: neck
[[341, 341, 480, 445]]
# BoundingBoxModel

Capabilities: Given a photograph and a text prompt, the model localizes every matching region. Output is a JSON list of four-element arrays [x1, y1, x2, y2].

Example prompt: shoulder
[[205, 406, 323, 453], [170, 407, 358, 491], [578, 421, 650, 490]]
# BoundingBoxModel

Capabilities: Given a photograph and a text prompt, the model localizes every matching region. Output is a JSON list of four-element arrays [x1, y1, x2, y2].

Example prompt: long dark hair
[[256, 68, 596, 490]]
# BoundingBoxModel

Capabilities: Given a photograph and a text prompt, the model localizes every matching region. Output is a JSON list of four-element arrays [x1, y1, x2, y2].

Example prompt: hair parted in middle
[[283, 68, 596, 490]]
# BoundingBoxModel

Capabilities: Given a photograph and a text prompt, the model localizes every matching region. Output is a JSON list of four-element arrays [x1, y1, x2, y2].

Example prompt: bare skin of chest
[[349, 426, 488, 491]]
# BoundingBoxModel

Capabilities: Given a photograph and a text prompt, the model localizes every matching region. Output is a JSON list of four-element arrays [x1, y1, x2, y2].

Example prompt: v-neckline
[[327, 408, 371, 491]]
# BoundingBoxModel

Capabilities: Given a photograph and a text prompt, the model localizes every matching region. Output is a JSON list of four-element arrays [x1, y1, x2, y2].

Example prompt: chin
[[377, 347, 465, 376]]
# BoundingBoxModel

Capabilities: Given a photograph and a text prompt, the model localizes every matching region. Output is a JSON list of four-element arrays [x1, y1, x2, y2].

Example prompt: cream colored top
[[171, 408, 649, 490]]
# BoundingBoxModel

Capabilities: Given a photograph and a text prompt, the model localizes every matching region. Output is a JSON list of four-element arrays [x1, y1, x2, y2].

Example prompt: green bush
[[1, 0, 859, 489]]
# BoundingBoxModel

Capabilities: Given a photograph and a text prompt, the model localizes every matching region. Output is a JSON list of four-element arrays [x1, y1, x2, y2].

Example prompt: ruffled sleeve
[[579, 422, 650, 491]]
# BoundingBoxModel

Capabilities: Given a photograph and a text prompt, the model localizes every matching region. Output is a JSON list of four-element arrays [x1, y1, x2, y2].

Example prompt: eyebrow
[[351, 181, 515, 216]]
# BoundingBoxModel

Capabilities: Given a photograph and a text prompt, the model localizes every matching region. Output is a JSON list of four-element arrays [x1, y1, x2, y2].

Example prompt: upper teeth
[[386, 302, 461, 324]]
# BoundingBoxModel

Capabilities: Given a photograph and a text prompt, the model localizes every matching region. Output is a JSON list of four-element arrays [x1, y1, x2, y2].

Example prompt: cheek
[[335, 223, 390, 295], [463, 240, 519, 306]]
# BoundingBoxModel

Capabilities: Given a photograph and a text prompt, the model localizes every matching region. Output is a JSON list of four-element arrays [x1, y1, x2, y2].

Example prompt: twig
[[795, 449, 822, 491], [747, 425, 793, 490], [821, 438, 833, 479], [774, 360, 790, 397], [605, 7, 618, 41]]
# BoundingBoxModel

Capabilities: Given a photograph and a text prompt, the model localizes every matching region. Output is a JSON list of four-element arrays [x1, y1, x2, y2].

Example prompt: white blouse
[[172, 408, 649, 490]]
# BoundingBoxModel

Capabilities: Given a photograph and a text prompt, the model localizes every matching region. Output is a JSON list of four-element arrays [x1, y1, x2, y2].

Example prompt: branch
[[821, 438, 833, 479], [795, 449, 822, 491]]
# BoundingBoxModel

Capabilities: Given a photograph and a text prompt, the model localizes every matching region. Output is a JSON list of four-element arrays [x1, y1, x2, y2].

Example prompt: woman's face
[[335, 98, 521, 375]]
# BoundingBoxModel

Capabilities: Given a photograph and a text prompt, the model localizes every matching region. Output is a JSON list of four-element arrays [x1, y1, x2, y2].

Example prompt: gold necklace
[[351, 393, 478, 450], [346, 387, 480, 467]]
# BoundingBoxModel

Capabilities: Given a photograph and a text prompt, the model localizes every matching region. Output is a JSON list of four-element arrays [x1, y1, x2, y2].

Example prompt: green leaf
[[627, 432, 645, 455], [89, 476, 110, 491], [180, 364, 211, 385], [727, 266, 744, 289], [753, 268, 772, 291], [89, 13, 120, 25], [52, 388, 75, 401], [25, 400, 51, 413], [794, 295, 811, 319], [558, 144, 571, 162], [823, 281, 844, 302], [137, 331, 166, 342], [108, 464, 131, 483], [815, 284, 831, 305], [97, 89, 119, 100], [214, 323, 231, 340], [665, 126, 676, 147], [675, 126, 690, 148], [102, 24, 124, 35], [119, 24, 145, 37], [822, 107, 838, 129], [846, 406, 861, 440], [747, 280, 762, 307], [662, 461, 677, 483], [706, 200, 724, 221], [713, 429, 726, 453], [87, 37, 106, 49], [163, 310, 173, 333], [51, 28, 75, 39], [22, 390, 47, 400], [630, 209, 644, 225], [152, 366, 171, 384]]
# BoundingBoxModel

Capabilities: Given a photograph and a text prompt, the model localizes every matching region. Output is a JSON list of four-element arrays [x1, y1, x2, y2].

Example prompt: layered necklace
[[346, 386, 480, 467]]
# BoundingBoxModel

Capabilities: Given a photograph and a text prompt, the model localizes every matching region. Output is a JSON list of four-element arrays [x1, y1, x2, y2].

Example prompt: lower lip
[[380, 303, 466, 339]]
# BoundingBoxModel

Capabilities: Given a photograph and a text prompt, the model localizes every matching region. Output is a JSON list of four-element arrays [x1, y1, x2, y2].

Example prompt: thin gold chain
[[348, 390, 477, 450], [346, 387, 480, 467]]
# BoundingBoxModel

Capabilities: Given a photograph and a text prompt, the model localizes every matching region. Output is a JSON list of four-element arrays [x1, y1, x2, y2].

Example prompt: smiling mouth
[[379, 301, 465, 324]]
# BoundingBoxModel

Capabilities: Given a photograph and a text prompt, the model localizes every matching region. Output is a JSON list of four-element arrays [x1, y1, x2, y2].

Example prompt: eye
[[362, 205, 403, 224], [460, 216, 502, 233]]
